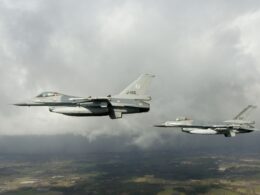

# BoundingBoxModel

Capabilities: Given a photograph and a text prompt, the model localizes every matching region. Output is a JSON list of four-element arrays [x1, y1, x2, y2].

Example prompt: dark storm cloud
[[1, 0, 260, 149]]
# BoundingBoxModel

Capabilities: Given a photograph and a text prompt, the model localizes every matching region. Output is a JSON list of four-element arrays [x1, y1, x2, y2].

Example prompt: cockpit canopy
[[36, 92, 60, 98], [176, 117, 192, 121]]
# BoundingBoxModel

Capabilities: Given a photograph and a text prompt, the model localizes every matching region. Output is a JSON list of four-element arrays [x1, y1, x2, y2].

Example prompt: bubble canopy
[[36, 92, 60, 97]]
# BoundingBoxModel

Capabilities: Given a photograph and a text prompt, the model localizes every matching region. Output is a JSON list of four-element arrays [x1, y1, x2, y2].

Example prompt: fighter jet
[[155, 105, 258, 137], [14, 74, 155, 119]]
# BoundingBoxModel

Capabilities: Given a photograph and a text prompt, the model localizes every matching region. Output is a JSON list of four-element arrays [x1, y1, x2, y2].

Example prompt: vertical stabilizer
[[117, 74, 155, 100], [233, 105, 257, 120]]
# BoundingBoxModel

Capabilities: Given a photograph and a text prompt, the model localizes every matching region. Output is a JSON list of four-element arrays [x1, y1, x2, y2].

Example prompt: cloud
[[0, 0, 260, 150]]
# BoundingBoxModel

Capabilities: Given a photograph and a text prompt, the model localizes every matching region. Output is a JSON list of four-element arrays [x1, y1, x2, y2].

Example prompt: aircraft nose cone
[[13, 102, 29, 106], [154, 123, 166, 127], [13, 99, 44, 106], [13, 99, 35, 106]]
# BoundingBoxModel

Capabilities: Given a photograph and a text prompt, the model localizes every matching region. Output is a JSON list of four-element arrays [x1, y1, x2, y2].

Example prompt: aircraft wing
[[69, 97, 110, 103], [154, 123, 230, 129]]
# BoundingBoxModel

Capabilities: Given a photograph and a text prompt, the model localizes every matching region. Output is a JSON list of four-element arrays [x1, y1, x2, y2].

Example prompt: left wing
[[154, 122, 230, 129], [69, 96, 110, 103]]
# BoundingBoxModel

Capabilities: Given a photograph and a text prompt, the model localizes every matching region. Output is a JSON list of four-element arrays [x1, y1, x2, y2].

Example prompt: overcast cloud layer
[[1, 0, 260, 149]]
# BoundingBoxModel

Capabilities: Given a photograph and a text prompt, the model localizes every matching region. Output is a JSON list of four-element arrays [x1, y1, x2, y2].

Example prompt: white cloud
[[233, 10, 260, 63], [98, 2, 142, 43], [0, 0, 260, 149], [1, 0, 42, 12]]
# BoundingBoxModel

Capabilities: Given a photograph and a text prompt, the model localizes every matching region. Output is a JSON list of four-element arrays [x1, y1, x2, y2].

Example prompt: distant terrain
[[0, 152, 260, 195]]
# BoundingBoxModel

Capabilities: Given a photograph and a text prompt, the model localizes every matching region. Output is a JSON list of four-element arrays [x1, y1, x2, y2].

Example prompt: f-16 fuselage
[[15, 74, 154, 119], [155, 105, 258, 137]]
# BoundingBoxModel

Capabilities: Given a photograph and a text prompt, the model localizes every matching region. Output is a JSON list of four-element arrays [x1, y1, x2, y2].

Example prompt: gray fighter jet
[[15, 74, 155, 119], [155, 105, 258, 137]]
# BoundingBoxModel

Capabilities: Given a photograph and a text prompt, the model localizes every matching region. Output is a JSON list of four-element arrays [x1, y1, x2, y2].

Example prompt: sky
[[1, 0, 260, 151]]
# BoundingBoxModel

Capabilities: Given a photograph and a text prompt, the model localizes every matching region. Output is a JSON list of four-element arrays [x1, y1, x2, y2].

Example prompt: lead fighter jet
[[155, 105, 258, 137], [14, 74, 155, 119]]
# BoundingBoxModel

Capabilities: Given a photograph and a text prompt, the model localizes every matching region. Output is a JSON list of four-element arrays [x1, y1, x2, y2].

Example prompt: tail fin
[[117, 74, 155, 100], [233, 105, 257, 120], [224, 105, 257, 126]]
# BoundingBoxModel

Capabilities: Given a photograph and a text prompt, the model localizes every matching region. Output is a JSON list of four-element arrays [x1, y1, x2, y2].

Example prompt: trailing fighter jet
[[14, 74, 155, 119], [155, 105, 258, 137]]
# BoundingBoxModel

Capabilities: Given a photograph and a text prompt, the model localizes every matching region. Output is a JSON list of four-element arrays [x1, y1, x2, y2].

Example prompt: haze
[[1, 0, 260, 151]]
